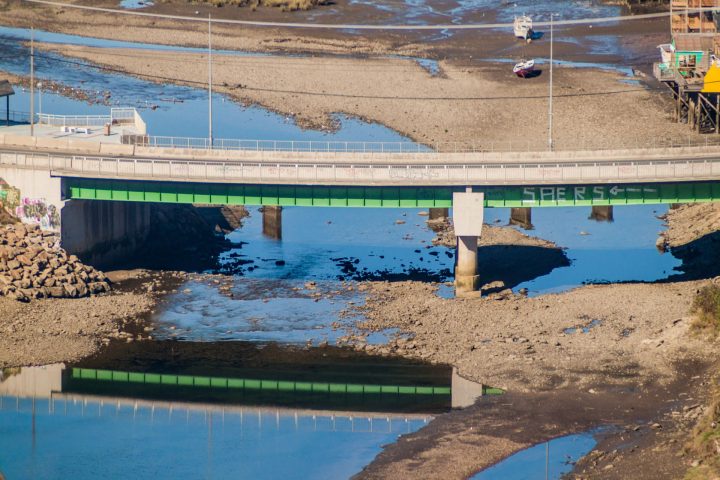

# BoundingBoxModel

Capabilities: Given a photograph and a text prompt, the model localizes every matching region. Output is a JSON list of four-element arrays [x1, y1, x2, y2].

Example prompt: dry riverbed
[[349, 280, 711, 392], [349, 279, 719, 479], [34, 41, 702, 148], [0, 269, 188, 368]]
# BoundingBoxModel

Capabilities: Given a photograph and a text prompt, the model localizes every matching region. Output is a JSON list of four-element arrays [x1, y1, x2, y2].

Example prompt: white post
[[208, 14, 213, 148], [548, 14, 554, 152]]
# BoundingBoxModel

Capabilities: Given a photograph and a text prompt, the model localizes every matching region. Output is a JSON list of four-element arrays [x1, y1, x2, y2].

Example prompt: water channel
[[0, 25, 696, 479]]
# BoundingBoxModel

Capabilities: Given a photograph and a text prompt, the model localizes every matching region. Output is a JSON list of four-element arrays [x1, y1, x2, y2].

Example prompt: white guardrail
[[122, 134, 720, 154], [34, 108, 144, 132], [3, 149, 720, 186]]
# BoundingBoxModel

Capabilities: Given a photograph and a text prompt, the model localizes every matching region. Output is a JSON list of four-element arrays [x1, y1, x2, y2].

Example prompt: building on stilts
[[654, 0, 720, 133]]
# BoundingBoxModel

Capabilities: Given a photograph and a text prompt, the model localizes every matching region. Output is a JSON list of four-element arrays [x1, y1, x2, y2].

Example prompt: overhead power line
[[22, 0, 677, 30]]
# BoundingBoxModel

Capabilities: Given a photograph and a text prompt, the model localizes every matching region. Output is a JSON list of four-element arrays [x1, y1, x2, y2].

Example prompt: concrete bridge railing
[[3, 148, 720, 187]]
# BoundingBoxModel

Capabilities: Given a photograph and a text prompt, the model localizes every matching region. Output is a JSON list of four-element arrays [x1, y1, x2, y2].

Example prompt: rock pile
[[0, 224, 110, 302]]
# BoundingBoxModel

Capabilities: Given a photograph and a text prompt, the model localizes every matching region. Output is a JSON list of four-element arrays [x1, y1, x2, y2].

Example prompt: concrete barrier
[[3, 134, 36, 148], [66, 139, 101, 154], [100, 143, 135, 156], [35, 137, 69, 151]]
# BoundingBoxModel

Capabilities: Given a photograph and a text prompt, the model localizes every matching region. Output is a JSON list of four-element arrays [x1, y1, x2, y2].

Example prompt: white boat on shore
[[513, 59, 536, 78], [513, 15, 534, 41]]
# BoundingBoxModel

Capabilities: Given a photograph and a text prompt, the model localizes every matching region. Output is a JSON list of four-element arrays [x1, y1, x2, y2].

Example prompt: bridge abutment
[[453, 191, 484, 295], [262, 205, 282, 240], [509, 207, 533, 230], [60, 199, 153, 268], [589, 205, 614, 222]]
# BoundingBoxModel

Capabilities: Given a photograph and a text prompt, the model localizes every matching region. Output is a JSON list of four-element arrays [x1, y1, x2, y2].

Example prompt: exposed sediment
[[349, 280, 712, 392]]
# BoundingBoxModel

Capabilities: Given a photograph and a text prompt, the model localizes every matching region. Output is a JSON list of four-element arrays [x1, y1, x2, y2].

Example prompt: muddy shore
[[0, 269, 158, 368], [350, 280, 711, 392], [357, 361, 712, 479], [349, 278, 718, 478], [0, 0, 668, 61]]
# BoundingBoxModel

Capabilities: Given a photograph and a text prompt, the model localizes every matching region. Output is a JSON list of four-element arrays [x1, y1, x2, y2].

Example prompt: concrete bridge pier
[[509, 207, 533, 230], [589, 205, 614, 222], [453, 190, 484, 295], [429, 207, 449, 222], [262, 206, 282, 240]]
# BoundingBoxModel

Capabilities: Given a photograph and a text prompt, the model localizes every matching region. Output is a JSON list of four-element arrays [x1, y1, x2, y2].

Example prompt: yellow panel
[[702, 64, 720, 92]]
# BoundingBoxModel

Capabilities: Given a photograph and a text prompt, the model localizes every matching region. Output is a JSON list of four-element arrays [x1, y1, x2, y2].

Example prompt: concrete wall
[[0, 364, 64, 398], [0, 166, 63, 231], [60, 199, 153, 268]]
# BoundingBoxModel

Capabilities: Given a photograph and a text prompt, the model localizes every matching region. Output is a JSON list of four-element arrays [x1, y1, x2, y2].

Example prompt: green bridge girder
[[64, 178, 720, 208]]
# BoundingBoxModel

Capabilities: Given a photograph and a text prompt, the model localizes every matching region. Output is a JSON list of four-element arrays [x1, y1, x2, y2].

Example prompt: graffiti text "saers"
[[522, 186, 658, 203]]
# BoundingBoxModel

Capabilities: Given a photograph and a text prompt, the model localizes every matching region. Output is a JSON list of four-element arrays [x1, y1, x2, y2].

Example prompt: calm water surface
[[472, 432, 598, 480], [0, 394, 427, 480]]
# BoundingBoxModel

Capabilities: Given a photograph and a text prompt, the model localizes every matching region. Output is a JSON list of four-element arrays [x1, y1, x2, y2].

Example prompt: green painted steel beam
[[71, 368, 451, 396], [63, 178, 720, 208]]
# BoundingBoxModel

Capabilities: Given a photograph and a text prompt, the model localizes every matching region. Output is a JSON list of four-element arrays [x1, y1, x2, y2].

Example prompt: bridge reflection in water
[[0, 363, 469, 479]]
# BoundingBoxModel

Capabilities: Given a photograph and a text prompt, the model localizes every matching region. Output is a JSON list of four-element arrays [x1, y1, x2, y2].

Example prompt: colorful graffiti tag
[[14, 198, 61, 231], [0, 178, 61, 231], [0, 180, 20, 212]]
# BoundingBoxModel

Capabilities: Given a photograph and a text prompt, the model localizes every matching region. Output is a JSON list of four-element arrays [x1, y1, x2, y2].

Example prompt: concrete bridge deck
[[6, 141, 720, 187]]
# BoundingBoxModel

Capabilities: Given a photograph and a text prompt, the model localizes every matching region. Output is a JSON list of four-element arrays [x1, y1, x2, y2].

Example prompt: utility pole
[[208, 13, 213, 147], [548, 14, 553, 151], [30, 26, 35, 137]]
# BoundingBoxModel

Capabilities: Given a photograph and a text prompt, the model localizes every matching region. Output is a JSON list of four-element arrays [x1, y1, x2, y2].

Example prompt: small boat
[[513, 15, 534, 41], [513, 59, 535, 78]]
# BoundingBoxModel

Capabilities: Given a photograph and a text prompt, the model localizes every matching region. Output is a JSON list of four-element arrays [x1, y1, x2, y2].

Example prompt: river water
[[0, 26, 691, 479]]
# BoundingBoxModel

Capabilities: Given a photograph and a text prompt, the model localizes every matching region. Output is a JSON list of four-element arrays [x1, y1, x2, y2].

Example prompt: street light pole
[[548, 14, 554, 152], [30, 26, 34, 136], [37, 81, 43, 120], [208, 13, 213, 148]]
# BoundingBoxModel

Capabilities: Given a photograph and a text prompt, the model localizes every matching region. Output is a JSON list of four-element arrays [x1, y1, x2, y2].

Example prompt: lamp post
[[208, 13, 213, 148], [548, 13, 554, 152], [30, 26, 34, 136], [37, 81, 43, 123]]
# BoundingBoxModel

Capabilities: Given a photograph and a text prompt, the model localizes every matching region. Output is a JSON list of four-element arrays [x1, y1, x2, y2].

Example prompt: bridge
[[4, 125, 720, 292]]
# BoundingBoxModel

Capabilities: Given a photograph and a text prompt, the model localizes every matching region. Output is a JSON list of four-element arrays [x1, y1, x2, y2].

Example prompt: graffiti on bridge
[[15, 198, 60, 231], [520, 185, 659, 204]]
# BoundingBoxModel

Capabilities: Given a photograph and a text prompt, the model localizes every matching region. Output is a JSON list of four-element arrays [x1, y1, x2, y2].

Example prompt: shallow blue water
[[472, 432, 597, 480], [153, 204, 680, 342], [0, 395, 427, 480], [152, 207, 445, 343], [120, 0, 154, 9], [483, 205, 681, 295]]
